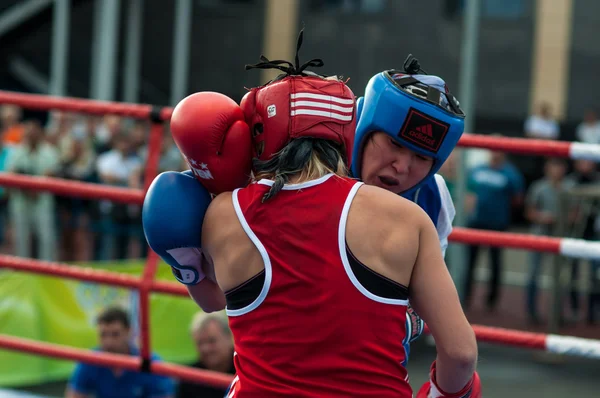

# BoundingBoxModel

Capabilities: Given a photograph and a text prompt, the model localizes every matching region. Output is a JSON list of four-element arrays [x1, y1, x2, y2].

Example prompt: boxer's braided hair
[[253, 138, 346, 202], [247, 28, 347, 202]]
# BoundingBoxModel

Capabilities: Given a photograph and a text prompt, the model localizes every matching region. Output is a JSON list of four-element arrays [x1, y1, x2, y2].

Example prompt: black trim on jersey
[[225, 270, 266, 310], [346, 243, 409, 300]]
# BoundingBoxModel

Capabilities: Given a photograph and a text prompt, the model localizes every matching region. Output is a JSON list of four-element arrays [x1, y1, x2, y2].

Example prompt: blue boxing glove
[[142, 171, 212, 285]]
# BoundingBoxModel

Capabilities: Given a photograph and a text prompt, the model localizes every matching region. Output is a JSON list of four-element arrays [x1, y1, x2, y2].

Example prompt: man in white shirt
[[575, 109, 600, 144], [7, 120, 60, 260], [524, 102, 560, 140]]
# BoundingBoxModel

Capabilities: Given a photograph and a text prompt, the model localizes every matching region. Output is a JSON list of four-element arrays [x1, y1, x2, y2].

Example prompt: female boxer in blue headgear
[[351, 55, 466, 363]]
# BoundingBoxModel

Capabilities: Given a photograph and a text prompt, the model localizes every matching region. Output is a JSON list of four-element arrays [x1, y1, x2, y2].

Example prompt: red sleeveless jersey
[[226, 174, 411, 397]]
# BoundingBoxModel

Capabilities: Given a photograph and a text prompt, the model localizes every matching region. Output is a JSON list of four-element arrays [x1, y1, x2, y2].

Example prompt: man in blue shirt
[[66, 307, 174, 398], [463, 149, 525, 310]]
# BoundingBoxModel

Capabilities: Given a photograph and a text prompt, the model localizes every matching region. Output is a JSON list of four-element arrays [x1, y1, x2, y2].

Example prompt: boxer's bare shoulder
[[202, 191, 235, 248], [346, 184, 434, 287], [202, 190, 263, 291]]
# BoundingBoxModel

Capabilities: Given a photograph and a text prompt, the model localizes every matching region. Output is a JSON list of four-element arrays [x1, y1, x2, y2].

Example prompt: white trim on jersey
[[226, 189, 273, 317], [257, 173, 334, 190], [338, 182, 409, 306]]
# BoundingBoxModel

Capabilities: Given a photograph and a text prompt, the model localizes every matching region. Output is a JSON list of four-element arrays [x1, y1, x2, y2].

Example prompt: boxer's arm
[[186, 254, 226, 313], [409, 212, 477, 394]]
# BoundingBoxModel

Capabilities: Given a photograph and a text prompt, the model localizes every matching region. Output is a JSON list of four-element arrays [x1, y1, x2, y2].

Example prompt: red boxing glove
[[170, 92, 253, 195], [416, 361, 481, 398]]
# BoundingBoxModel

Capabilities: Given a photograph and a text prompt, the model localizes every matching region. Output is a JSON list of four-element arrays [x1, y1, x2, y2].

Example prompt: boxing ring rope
[[450, 227, 600, 260], [3, 89, 600, 161], [1, 89, 600, 387], [2, 254, 600, 360], [458, 134, 600, 161], [0, 335, 234, 389]]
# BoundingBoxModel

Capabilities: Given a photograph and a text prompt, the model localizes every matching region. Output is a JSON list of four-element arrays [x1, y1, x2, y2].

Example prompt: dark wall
[[0, 0, 596, 139], [297, 0, 535, 136], [567, 0, 600, 121]]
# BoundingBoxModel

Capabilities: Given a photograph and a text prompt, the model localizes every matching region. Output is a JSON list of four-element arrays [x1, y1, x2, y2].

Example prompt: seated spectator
[[6, 120, 59, 261], [524, 102, 560, 140], [176, 312, 235, 398], [463, 148, 525, 311], [66, 307, 174, 398], [575, 108, 600, 144], [524, 158, 568, 325]]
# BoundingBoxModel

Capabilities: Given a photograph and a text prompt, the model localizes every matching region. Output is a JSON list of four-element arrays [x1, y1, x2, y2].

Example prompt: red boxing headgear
[[240, 30, 356, 166], [240, 75, 356, 165]]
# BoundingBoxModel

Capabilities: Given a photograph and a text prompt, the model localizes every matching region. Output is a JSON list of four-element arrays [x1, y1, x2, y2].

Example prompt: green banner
[[0, 261, 201, 387]]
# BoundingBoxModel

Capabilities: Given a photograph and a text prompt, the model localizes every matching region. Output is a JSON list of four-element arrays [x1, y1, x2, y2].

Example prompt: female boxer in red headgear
[[144, 31, 480, 398]]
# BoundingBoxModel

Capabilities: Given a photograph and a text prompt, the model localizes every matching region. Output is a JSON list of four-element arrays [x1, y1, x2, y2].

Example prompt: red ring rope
[[0, 334, 233, 388], [3, 89, 600, 161], [0, 254, 187, 296], [0, 90, 168, 120], [458, 134, 571, 157], [0, 173, 144, 204]]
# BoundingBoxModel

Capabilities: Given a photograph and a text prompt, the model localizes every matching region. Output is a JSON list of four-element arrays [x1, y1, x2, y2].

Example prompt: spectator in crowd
[[45, 110, 76, 147], [522, 103, 561, 189], [6, 120, 59, 261], [575, 108, 600, 145], [463, 147, 525, 311], [56, 122, 97, 261], [94, 115, 123, 154], [564, 159, 600, 325], [94, 132, 142, 261], [524, 102, 560, 140], [130, 120, 150, 156], [176, 312, 235, 398], [524, 158, 568, 325], [1, 105, 25, 146], [66, 307, 174, 398]]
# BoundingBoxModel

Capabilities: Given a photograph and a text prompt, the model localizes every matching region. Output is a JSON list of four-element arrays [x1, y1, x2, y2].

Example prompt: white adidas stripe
[[291, 109, 353, 121], [291, 92, 354, 105], [291, 100, 353, 113]]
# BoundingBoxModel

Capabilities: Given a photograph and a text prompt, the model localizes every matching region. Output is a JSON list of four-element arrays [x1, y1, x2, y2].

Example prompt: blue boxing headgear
[[351, 70, 465, 196]]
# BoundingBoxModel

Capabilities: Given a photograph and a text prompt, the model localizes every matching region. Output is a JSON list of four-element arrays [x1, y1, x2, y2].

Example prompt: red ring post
[[139, 252, 159, 365], [137, 119, 166, 368]]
